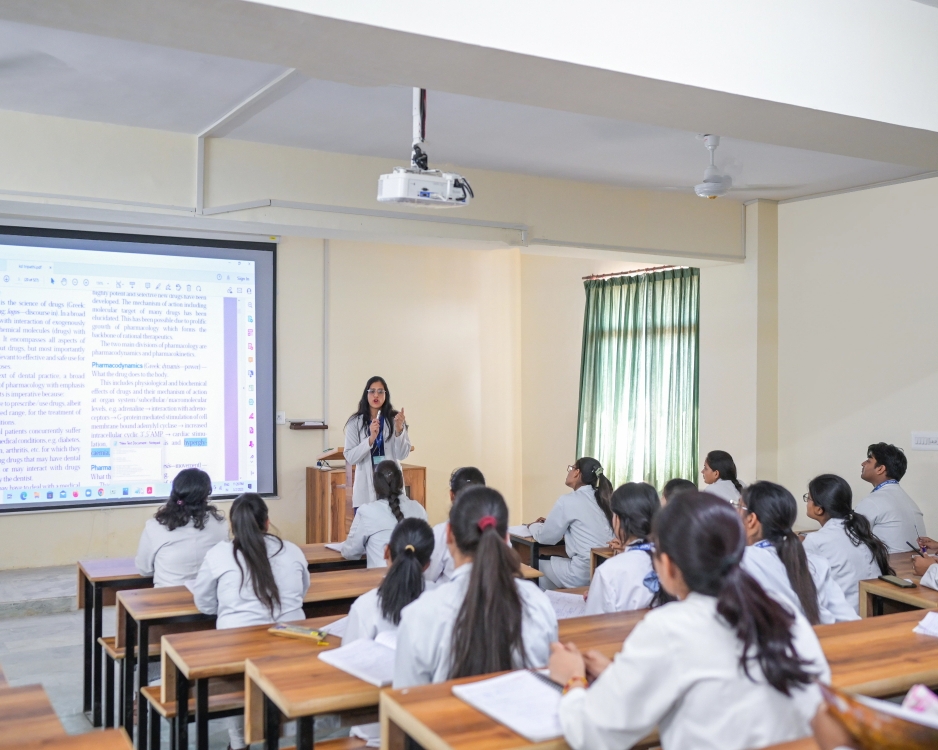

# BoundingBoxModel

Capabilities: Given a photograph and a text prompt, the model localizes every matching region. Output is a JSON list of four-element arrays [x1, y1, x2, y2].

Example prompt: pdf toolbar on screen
[[0, 245, 258, 503]]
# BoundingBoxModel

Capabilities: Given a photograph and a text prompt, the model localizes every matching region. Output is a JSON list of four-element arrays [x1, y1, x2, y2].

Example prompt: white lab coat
[[340, 496, 428, 568], [393, 562, 558, 687], [423, 520, 455, 584], [134, 515, 229, 587], [921, 564, 938, 591], [343, 588, 398, 644], [343, 416, 412, 508], [802, 518, 882, 612], [558, 592, 829, 750], [702, 479, 742, 504], [528, 485, 615, 588], [584, 546, 656, 615], [854, 482, 926, 554], [741, 542, 858, 624], [192, 536, 310, 629]]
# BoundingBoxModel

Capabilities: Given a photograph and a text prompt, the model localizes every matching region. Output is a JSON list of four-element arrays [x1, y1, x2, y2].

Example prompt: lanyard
[[872, 479, 899, 493], [371, 415, 385, 456], [754, 540, 773, 549]]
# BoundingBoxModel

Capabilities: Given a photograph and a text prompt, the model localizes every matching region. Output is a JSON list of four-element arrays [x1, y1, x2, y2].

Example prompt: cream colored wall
[[778, 176, 938, 529]]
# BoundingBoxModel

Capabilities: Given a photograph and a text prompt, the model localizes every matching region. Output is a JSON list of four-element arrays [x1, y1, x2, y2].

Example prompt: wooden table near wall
[[859, 552, 938, 617]]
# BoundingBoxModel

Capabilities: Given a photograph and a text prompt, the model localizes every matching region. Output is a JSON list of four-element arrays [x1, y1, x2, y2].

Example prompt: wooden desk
[[763, 741, 820, 750], [119, 567, 388, 750], [590, 547, 614, 577], [163, 615, 342, 750], [0, 684, 64, 746], [509, 534, 567, 571], [859, 552, 938, 617], [11, 730, 132, 750], [298, 543, 366, 572]]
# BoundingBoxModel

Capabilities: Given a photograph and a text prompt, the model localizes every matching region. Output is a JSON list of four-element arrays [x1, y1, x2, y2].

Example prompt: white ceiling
[[0, 19, 929, 203]]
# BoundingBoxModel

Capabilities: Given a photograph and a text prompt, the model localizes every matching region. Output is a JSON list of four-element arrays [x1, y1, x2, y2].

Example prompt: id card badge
[[372, 454, 386, 467]]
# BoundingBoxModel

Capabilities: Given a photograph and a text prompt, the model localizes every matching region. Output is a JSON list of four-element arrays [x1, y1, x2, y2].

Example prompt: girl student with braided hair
[[344, 518, 435, 643], [527, 457, 615, 589], [550, 492, 830, 750], [394, 485, 558, 687], [341, 459, 427, 567]]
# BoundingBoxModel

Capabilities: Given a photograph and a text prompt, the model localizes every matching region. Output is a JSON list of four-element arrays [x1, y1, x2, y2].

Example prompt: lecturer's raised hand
[[393, 408, 406, 436], [368, 417, 380, 445]]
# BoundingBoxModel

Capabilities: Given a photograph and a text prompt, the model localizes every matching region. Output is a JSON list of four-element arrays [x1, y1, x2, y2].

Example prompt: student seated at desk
[[550, 492, 830, 750], [394, 486, 558, 687], [135, 468, 228, 587], [424, 466, 485, 585], [660, 477, 697, 506], [855, 442, 926, 554], [700, 449, 745, 504], [341, 460, 428, 568], [584, 482, 670, 615], [738, 482, 858, 625], [527, 457, 615, 590], [193, 493, 310, 750], [344, 518, 434, 643], [802, 474, 893, 612]]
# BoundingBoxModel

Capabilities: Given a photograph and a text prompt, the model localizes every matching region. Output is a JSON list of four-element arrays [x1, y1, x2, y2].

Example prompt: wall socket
[[276, 411, 286, 425]]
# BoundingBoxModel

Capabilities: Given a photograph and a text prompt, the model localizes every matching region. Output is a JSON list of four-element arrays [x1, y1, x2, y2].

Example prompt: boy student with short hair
[[854, 442, 926, 553]]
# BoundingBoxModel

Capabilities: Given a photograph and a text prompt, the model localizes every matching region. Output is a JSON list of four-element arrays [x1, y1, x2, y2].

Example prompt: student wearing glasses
[[344, 376, 411, 508]]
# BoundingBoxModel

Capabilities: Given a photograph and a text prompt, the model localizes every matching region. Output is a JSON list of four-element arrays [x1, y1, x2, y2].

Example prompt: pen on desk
[[907, 541, 925, 557]]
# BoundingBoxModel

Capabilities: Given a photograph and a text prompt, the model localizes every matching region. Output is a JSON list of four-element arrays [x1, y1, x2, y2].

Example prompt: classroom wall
[[777, 176, 938, 530]]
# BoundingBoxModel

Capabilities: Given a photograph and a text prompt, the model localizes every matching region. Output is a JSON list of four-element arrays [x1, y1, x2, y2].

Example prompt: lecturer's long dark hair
[[448, 486, 524, 679], [155, 468, 223, 532], [347, 376, 400, 434], [654, 492, 817, 696], [230, 493, 283, 617], [742, 481, 821, 625]]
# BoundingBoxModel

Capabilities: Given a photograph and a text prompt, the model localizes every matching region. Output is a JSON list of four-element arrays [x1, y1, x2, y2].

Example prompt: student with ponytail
[[550, 492, 829, 750], [341, 459, 427, 567], [802, 474, 893, 612], [738, 482, 857, 625], [135, 468, 228, 587], [193, 493, 309, 750], [701, 449, 745, 504], [585, 482, 671, 614], [424, 466, 486, 584], [394, 486, 558, 687], [344, 518, 435, 643], [527, 457, 615, 589]]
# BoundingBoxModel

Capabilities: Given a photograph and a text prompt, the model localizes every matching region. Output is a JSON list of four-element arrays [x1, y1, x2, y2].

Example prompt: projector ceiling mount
[[377, 88, 474, 208]]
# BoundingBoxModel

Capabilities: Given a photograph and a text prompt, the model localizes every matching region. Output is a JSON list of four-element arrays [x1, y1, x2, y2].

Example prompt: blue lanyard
[[371, 416, 385, 456], [754, 540, 773, 549], [872, 479, 899, 493], [626, 542, 661, 593]]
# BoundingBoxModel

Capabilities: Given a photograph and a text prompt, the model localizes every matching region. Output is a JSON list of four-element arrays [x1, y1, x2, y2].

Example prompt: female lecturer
[[344, 376, 411, 508]]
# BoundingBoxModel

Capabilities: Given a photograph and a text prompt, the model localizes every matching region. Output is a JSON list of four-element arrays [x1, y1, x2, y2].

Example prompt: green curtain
[[576, 267, 699, 489]]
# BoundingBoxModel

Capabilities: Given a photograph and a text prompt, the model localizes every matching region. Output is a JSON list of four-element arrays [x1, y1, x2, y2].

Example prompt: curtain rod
[[582, 264, 680, 281]]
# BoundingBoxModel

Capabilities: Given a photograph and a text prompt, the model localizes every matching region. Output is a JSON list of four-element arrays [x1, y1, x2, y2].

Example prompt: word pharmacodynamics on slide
[[0, 244, 259, 505]]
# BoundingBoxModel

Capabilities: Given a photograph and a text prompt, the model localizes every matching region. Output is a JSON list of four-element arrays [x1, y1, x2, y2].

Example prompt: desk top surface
[[163, 614, 342, 679], [0, 684, 64, 746], [11, 730, 133, 750], [859, 552, 938, 610]]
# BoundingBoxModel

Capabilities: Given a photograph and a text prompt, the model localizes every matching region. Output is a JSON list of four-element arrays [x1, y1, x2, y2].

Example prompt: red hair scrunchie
[[477, 515, 497, 532]]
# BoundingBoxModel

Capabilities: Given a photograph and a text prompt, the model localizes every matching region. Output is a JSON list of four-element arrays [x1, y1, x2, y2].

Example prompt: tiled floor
[[0, 565, 75, 617]]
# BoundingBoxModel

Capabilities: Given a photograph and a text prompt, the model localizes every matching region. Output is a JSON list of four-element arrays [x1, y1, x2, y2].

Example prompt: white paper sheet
[[319, 616, 349, 639], [350, 722, 381, 747], [318, 639, 396, 687], [324, 542, 344, 553], [452, 670, 563, 743], [913, 611, 938, 637], [545, 589, 587, 620], [375, 629, 398, 650], [508, 525, 531, 537]]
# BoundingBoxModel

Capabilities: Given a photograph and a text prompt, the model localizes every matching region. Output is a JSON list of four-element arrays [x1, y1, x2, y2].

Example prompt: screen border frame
[[0, 224, 278, 514]]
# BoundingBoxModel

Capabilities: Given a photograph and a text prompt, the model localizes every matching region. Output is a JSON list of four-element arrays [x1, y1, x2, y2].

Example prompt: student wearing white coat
[[585, 482, 669, 615], [344, 376, 411, 508], [738, 481, 858, 625], [135, 468, 228, 587], [192, 493, 310, 750], [700, 449, 745, 504], [527, 457, 615, 589], [423, 466, 485, 585], [394, 486, 558, 687], [802, 474, 893, 612], [855, 442, 926, 553], [344, 518, 434, 643], [341, 460, 427, 567], [549, 492, 830, 750]]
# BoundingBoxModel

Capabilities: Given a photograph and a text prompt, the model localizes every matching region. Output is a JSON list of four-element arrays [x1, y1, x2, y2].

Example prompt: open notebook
[[545, 590, 587, 619], [452, 670, 564, 743], [317, 630, 397, 687]]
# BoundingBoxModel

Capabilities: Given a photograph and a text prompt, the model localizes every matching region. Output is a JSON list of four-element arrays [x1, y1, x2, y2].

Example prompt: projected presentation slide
[[0, 233, 273, 509]]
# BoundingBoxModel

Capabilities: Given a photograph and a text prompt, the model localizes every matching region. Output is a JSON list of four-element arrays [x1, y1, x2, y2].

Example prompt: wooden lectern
[[306, 447, 426, 543]]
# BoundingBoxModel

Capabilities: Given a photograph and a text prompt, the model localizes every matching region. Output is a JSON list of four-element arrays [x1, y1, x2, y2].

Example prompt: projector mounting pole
[[411, 88, 428, 171]]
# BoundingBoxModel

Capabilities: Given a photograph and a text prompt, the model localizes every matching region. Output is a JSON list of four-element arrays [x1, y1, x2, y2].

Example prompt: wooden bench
[[12, 729, 133, 750], [98, 636, 162, 729], [140, 683, 243, 750]]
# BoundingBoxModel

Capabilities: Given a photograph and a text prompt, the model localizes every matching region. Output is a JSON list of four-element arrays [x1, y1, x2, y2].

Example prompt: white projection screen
[[0, 227, 276, 512]]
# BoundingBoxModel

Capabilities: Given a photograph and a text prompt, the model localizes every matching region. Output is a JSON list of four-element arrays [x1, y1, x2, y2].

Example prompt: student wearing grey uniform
[[527, 457, 615, 589]]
